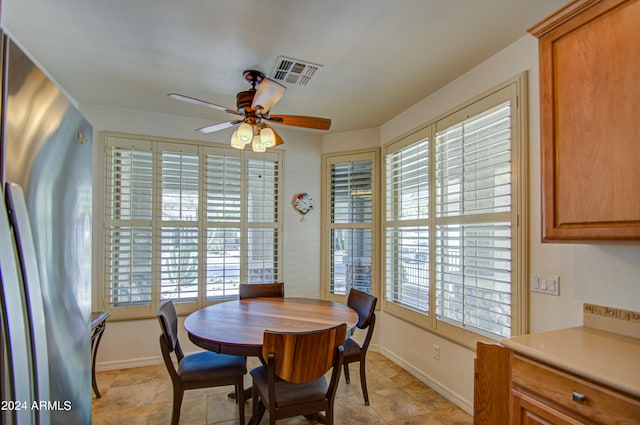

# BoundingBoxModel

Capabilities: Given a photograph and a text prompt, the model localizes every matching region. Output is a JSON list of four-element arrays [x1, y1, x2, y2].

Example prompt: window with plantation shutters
[[382, 75, 527, 344], [101, 134, 282, 317], [322, 150, 378, 299]]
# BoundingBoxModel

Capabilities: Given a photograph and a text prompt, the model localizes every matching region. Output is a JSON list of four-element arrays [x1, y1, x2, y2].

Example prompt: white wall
[[82, 105, 324, 368], [322, 127, 380, 153]]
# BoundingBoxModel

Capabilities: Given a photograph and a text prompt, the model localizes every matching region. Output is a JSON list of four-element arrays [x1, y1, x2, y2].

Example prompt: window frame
[[97, 132, 284, 319], [382, 74, 529, 348], [320, 148, 380, 302]]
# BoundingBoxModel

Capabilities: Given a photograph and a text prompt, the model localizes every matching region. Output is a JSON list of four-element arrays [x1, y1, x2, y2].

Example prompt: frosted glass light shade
[[237, 122, 253, 142], [230, 130, 245, 149], [261, 127, 276, 148], [252, 135, 266, 152]]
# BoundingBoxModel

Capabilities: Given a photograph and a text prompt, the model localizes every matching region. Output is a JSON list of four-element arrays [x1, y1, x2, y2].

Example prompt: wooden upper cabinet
[[529, 0, 640, 242]]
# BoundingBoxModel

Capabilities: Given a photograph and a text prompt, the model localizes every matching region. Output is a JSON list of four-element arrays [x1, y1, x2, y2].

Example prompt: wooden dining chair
[[250, 323, 346, 425], [343, 288, 378, 405], [157, 301, 247, 425], [239, 282, 284, 299]]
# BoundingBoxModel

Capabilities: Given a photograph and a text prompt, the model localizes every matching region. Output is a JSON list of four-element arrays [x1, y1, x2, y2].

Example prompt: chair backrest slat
[[239, 282, 284, 300], [262, 323, 346, 384]]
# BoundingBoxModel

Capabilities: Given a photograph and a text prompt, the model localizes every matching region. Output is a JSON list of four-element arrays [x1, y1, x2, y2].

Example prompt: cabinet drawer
[[512, 355, 640, 424]]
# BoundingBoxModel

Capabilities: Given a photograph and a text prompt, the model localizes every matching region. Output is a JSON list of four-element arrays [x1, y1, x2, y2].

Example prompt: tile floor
[[92, 352, 472, 425]]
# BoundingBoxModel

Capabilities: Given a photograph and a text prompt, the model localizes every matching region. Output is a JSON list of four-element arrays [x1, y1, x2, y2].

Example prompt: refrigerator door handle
[[6, 183, 51, 425]]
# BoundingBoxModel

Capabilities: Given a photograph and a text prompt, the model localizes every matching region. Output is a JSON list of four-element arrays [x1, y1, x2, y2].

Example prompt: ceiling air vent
[[270, 56, 322, 87]]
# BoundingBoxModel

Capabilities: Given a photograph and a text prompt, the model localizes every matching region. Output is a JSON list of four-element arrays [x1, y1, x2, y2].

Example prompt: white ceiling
[[1, 0, 569, 135]]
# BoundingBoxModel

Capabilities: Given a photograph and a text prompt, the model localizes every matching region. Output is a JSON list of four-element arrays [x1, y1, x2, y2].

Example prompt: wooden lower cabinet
[[474, 343, 640, 425], [511, 392, 580, 425]]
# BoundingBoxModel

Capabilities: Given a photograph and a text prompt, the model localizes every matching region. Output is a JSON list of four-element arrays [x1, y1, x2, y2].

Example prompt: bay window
[[383, 75, 528, 344], [101, 133, 282, 318]]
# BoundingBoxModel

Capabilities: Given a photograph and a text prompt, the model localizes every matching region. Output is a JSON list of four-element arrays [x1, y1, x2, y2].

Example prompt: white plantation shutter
[[104, 138, 154, 307], [384, 134, 429, 313], [435, 223, 512, 338], [205, 150, 242, 299], [206, 152, 241, 222], [246, 154, 281, 283], [101, 134, 282, 316], [327, 153, 376, 295], [436, 103, 511, 217], [435, 101, 513, 339], [159, 146, 199, 301]]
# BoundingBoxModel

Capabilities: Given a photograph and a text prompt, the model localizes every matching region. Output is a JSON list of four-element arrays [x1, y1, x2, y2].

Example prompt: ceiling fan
[[168, 69, 331, 152]]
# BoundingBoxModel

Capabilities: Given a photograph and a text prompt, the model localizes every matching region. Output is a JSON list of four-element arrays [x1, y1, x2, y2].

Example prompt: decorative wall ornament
[[293, 192, 314, 222]]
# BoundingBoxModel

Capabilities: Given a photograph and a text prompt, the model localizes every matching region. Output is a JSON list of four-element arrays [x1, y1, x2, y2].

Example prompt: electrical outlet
[[531, 274, 560, 296], [433, 344, 440, 360]]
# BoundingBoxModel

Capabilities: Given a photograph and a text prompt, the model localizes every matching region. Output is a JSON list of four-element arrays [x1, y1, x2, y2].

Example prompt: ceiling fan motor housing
[[236, 90, 256, 112]]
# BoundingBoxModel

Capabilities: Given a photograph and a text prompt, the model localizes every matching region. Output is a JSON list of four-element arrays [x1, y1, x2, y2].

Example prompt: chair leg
[[252, 383, 266, 425], [268, 401, 276, 425], [343, 362, 351, 384], [237, 381, 245, 425], [359, 358, 370, 406], [325, 407, 333, 425], [171, 387, 184, 425]]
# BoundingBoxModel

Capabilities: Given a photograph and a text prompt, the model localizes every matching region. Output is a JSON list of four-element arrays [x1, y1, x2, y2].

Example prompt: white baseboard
[[374, 344, 473, 415], [95, 348, 209, 372], [96, 356, 162, 372]]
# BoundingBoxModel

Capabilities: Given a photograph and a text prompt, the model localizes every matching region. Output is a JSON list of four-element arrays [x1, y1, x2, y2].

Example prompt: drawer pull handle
[[572, 391, 586, 404]]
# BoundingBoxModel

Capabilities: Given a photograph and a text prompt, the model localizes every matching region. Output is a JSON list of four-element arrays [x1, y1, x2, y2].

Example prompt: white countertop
[[501, 326, 640, 399]]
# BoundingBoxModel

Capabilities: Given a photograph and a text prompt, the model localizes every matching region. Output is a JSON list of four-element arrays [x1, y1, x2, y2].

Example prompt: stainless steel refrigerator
[[0, 35, 92, 425]]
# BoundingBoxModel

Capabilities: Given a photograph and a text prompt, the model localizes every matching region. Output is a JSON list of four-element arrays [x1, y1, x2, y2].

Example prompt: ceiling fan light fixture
[[261, 127, 276, 148], [230, 130, 246, 149], [237, 122, 253, 142], [252, 135, 266, 153]]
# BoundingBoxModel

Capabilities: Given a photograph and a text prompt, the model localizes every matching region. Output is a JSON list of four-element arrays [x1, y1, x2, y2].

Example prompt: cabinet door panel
[[512, 391, 585, 425], [531, 0, 640, 241]]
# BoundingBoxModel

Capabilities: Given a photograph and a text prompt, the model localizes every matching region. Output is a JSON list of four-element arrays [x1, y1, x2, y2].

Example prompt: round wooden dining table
[[184, 297, 359, 358]]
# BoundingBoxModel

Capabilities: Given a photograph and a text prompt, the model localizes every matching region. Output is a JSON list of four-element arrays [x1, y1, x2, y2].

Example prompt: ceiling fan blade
[[251, 78, 286, 113], [267, 115, 331, 130], [196, 120, 242, 134], [263, 123, 285, 146], [168, 93, 243, 116]]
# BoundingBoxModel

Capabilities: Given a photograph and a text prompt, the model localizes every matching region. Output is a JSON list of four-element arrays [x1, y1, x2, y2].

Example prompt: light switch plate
[[531, 274, 560, 296]]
